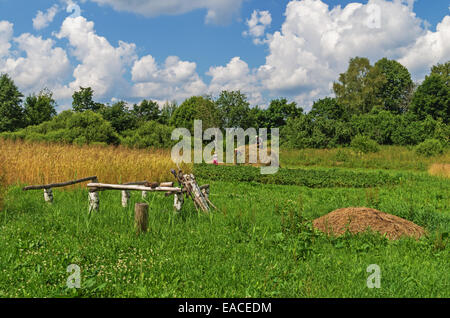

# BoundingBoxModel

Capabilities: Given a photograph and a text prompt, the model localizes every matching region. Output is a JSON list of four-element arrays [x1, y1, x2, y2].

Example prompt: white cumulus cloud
[[0, 24, 71, 96], [399, 16, 450, 80], [243, 10, 272, 45], [131, 55, 207, 101], [207, 56, 263, 105], [0, 21, 13, 57], [55, 15, 137, 100], [33, 5, 60, 30], [254, 0, 449, 108], [86, 0, 244, 24]]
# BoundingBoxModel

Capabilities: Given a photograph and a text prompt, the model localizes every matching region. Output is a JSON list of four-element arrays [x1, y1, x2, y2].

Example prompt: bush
[[415, 139, 444, 157], [121, 121, 175, 149], [350, 135, 380, 153]]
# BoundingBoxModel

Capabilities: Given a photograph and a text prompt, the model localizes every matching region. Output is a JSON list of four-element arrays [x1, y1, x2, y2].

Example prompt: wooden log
[[135, 203, 149, 234], [121, 190, 131, 208], [24, 176, 98, 191], [174, 192, 184, 212], [44, 188, 53, 203], [201, 185, 210, 200], [184, 174, 210, 212], [89, 191, 99, 212], [87, 183, 181, 193]]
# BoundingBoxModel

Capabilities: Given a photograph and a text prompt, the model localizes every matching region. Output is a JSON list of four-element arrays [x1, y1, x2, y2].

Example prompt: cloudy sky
[[0, 0, 449, 111]]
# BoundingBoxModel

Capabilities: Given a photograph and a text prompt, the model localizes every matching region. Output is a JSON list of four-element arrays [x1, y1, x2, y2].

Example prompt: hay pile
[[313, 207, 426, 240]]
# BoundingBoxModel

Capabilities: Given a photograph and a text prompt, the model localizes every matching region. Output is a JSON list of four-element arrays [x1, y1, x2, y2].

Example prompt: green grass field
[[0, 162, 448, 298]]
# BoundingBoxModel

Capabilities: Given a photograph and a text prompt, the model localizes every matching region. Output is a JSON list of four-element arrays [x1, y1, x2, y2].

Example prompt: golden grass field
[[0, 139, 191, 188], [428, 163, 450, 178]]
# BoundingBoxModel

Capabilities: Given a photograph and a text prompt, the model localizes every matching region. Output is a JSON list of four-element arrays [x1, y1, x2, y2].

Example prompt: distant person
[[256, 135, 263, 149], [213, 153, 218, 166]]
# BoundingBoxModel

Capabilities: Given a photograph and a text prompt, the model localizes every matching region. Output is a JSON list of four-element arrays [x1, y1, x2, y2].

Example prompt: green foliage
[[411, 73, 449, 123], [0, 73, 24, 132], [350, 135, 380, 153], [309, 97, 347, 121], [0, 110, 119, 145], [72, 87, 103, 112], [100, 101, 137, 133], [215, 90, 253, 129], [264, 98, 302, 128], [282, 115, 352, 149], [171, 96, 221, 132], [333, 57, 386, 115], [132, 99, 161, 123], [23, 89, 57, 126], [415, 139, 444, 157], [374, 58, 413, 114], [121, 121, 174, 148]]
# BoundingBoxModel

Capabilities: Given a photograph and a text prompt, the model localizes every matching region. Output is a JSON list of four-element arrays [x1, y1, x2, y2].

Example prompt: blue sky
[[0, 0, 449, 111]]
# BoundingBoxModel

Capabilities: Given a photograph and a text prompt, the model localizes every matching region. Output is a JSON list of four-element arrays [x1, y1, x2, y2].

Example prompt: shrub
[[121, 121, 175, 149], [350, 135, 380, 153], [415, 139, 444, 157]]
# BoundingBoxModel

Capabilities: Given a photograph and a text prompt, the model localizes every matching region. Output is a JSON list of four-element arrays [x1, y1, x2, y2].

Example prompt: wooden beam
[[23, 176, 98, 191], [87, 182, 181, 193]]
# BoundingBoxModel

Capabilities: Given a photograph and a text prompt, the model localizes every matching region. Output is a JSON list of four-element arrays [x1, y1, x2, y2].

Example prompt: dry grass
[[0, 139, 191, 188], [428, 163, 450, 178]]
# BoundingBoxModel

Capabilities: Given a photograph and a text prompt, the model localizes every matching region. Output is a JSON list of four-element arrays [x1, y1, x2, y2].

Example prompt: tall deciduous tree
[[24, 88, 57, 126], [265, 98, 302, 128], [410, 73, 449, 123], [72, 87, 102, 112], [132, 99, 161, 123], [309, 97, 346, 121], [0, 73, 24, 132], [170, 96, 221, 132], [431, 61, 450, 87], [374, 58, 413, 114], [100, 101, 136, 133], [215, 90, 252, 129], [333, 57, 386, 115]]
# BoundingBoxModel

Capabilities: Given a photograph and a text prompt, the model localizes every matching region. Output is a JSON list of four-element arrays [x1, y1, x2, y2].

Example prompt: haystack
[[312, 207, 425, 240]]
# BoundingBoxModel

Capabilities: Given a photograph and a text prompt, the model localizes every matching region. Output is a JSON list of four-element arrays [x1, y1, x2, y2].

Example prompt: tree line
[[0, 57, 448, 151]]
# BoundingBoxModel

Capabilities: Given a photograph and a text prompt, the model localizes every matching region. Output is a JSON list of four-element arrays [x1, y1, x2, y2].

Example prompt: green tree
[[309, 97, 347, 121], [171, 96, 221, 132], [0, 73, 24, 132], [410, 73, 449, 123], [72, 87, 102, 112], [265, 98, 302, 128], [333, 57, 386, 115], [100, 101, 136, 133], [159, 101, 178, 125], [374, 58, 413, 114], [215, 90, 252, 129], [24, 89, 57, 126], [431, 61, 450, 87], [132, 99, 161, 123]]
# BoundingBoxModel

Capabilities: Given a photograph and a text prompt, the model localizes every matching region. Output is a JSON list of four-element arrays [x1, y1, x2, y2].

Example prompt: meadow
[[0, 139, 449, 298]]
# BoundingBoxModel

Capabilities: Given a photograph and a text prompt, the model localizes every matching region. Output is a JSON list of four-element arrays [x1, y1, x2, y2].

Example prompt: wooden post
[[134, 203, 149, 234], [89, 191, 99, 212], [174, 192, 184, 213], [44, 188, 53, 203], [121, 190, 130, 207]]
